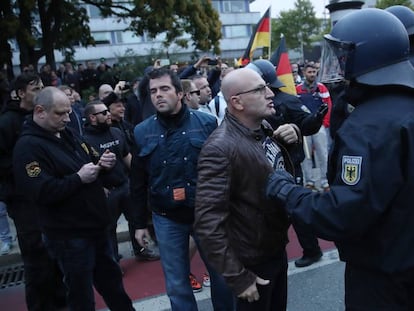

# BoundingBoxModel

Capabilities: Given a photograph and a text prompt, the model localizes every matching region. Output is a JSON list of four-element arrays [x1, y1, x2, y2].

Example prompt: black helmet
[[246, 59, 285, 88], [386, 5, 414, 36], [324, 8, 414, 88]]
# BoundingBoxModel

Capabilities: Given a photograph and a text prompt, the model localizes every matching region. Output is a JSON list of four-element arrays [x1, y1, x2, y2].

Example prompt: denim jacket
[[130, 104, 217, 227]]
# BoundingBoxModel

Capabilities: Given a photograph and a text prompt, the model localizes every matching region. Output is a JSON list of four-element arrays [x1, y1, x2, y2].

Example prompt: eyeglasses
[[92, 109, 109, 116], [189, 90, 201, 96], [234, 84, 268, 96]]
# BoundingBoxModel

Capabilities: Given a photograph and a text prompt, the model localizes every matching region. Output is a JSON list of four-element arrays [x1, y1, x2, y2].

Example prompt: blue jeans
[[152, 213, 235, 311], [42, 232, 135, 311], [0, 201, 12, 244]]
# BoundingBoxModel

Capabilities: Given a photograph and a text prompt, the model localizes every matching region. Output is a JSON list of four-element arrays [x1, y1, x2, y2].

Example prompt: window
[[222, 1, 245, 13], [88, 5, 102, 19], [223, 25, 249, 38], [211, 1, 220, 12], [115, 31, 143, 44], [91, 32, 112, 45]]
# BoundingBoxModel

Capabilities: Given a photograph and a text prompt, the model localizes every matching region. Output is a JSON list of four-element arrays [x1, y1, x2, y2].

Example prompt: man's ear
[[229, 95, 244, 111]]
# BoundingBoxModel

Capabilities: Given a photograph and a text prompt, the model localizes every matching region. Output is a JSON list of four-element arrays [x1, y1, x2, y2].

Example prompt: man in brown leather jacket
[[194, 68, 296, 311]]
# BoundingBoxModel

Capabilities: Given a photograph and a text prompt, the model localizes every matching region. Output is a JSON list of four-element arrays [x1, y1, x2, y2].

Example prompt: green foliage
[[4, 0, 222, 69], [271, 0, 321, 50], [376, 0, 414, 10]]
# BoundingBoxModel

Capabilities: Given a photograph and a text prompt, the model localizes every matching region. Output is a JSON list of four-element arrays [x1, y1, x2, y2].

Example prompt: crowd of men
[[0, 5, 414, 311]]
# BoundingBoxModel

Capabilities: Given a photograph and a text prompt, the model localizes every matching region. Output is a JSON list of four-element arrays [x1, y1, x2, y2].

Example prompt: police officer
[[386, 5, 414, 65], [267, 8, 414, 309]]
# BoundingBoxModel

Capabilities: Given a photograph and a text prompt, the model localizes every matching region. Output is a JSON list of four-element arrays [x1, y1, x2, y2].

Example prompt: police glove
[[315, 103, 329, 121], [266, 169, 297, 204]]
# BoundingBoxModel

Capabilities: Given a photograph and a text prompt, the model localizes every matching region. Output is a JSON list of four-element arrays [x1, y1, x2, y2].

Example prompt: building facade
[[11, 0, 261, 68]]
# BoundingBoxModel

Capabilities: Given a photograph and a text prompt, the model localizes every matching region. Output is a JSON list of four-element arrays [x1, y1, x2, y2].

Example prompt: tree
[[376, 0, 414, 10], [271, 0, 321, 52], [5, 0, 222, 70]]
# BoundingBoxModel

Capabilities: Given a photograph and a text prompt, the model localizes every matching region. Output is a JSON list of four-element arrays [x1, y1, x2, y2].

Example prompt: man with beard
[[83, 100, 153, 262]]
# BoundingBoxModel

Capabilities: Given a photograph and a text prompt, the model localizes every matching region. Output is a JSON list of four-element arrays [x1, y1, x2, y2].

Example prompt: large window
[[115, 31, 143, 44], [211, 1, 220, 12], [88, 5, 102, 19], [91, 32, 111, 45], [222, 1, 246, 13], [223, 25, 248, 38]]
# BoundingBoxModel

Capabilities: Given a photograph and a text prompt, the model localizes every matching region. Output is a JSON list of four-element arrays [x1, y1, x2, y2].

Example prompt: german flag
[[238, 7, 271, 66], [269, 35, 296, 95]]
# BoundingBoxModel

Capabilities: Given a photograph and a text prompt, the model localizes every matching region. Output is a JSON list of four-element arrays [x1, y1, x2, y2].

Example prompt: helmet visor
[[319, 40, 345, 83], [324, 34, 356, 80]]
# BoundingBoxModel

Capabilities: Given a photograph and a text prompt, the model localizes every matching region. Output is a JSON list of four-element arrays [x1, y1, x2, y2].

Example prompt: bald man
[[194, 68, 295, 311], [98, 83, 114, 100]]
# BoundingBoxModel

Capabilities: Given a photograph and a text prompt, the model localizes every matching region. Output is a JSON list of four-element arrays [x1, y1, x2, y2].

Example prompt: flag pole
[[268, 5, 272, 60]]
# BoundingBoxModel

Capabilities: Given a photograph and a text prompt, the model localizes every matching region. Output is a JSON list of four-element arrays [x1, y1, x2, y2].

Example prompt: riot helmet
[[246, 59, 285, 88], [324, 8, 414, 88], [386, 5, 414, 36]]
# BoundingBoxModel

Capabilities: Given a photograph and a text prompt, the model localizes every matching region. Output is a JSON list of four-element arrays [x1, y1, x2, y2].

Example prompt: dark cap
[[102, 92, 122, 107]]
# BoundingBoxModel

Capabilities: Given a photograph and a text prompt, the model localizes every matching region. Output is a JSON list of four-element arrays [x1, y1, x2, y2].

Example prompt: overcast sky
[[250, 0, 330, 18]]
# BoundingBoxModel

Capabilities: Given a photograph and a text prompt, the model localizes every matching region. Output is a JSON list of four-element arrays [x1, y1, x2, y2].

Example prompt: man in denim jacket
[[130, 68, 234, 311]]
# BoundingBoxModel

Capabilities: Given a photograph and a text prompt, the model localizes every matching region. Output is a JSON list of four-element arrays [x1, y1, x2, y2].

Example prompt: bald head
[[99, 84, 114, 100], [221, 68, 275, 129], [221, 68, 263, 107]]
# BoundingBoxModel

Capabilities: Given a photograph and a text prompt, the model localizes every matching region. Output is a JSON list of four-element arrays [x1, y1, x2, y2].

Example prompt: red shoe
[[189, 273, 202, 292]]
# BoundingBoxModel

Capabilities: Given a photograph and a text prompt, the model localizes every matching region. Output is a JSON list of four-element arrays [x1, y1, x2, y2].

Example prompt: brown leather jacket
[[194, 112, 293, 295]]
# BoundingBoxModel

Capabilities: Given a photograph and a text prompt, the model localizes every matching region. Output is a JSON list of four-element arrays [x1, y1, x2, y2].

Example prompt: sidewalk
[[0, 216, 344, 311], [120, 249, 345, 311]]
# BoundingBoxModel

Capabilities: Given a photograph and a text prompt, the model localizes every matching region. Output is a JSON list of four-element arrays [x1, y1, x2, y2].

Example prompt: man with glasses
[[181, 79, 201, 110], [13, 87, 135, 311], [195, 67, 297, 311], [83, 101, 145, 263]]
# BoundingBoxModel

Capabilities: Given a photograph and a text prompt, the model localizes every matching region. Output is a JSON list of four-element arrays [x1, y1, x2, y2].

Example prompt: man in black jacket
[[0, 73, 68, 311], [83, 100, 159, 262], [13, 86, 135, 311]]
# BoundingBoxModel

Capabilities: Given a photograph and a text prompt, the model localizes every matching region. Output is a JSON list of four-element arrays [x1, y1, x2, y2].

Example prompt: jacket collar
[[224, 111, 273, 141]]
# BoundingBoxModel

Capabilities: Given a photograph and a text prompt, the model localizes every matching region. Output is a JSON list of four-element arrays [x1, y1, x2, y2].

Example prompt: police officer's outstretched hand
[[266, 169, 297, 204], [77, 162, 101, 184], [315, 103, 329, 121], [237, 276, 270, 303]]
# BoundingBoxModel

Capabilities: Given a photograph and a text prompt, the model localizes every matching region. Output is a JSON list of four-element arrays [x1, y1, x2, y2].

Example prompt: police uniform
[[267, 8, 414, 309]]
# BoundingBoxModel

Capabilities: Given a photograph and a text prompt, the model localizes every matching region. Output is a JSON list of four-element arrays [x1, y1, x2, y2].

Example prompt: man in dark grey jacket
[[194, 68, 296, 311]]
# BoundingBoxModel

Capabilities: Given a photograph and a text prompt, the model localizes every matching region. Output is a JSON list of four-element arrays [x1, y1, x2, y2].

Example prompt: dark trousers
[[9, 198, 66, 311], [291, 161, 321, 257], [42, 232, 135, 311], [107, 183, 140, 257], [237, 252, 288, 311], [345, 263, 414, 311]]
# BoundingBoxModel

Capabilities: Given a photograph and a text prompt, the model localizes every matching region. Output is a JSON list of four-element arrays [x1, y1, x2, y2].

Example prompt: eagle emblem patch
[[341, 156, 362, 185], [25, 161, 41, 177]]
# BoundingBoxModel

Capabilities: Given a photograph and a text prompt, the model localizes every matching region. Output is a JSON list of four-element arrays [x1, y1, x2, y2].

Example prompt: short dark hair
[[84, 100, 102, 121], [147, 67, 182, 93], [304, 63, 316, 70], [13, 73, 41, 93]]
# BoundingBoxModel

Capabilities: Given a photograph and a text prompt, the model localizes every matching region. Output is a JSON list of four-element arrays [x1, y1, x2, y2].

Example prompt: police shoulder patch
[[341, 155, 362, 186], [25, 161, 41, 177]]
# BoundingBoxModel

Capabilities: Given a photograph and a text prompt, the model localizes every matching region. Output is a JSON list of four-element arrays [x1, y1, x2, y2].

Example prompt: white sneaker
[[1, 242, 12, 255]]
